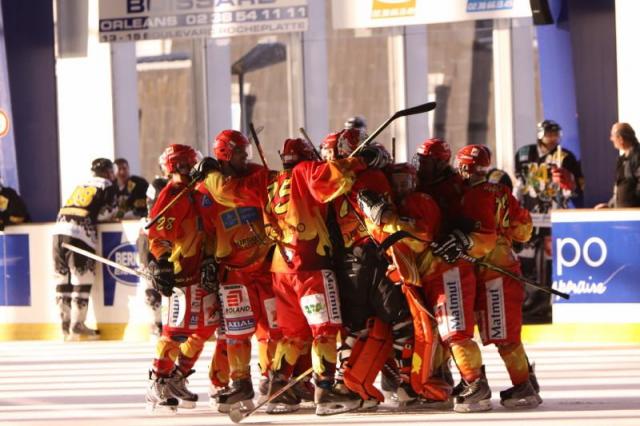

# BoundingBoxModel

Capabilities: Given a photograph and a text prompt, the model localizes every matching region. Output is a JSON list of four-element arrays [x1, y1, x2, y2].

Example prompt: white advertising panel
[[332, 0, 532, 29], [99, 0, 308, 42]]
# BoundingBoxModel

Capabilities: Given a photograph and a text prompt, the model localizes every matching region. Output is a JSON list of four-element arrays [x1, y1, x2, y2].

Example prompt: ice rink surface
[[1, 340, 639, 426]]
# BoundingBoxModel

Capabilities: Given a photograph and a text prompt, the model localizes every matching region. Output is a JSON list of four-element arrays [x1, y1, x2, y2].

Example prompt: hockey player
[[319, 130, 416, 408], [413, 138, 488, 412], [0, 177, 30, 230], [52, 158, 117, 340], [193, 136, 384, 416], [355, 160, 453, 406], [145, 144, 220, 412], [434, 145, 541, 410], [515, 119, 583, 211], [195, 129, 282, 413], [514, 120, 583, 323], [113, 158, 149, 219]]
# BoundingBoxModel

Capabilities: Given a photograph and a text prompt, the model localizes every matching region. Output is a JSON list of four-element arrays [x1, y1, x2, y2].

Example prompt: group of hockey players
[[134, 115, 544, 417]]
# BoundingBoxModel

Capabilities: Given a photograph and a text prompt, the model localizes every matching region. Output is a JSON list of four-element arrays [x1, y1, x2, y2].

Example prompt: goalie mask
[[387, 162, 417, 198]]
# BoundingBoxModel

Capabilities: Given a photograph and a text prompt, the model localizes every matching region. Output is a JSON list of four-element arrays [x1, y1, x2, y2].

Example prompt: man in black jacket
[[596, 122, 640, 208]]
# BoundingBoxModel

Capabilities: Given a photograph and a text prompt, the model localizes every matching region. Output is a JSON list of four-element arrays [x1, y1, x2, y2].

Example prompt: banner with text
[[99, 0, 308, 42], [0, 4, 20, 190], [552, 211, 640, 304], [332, 0, 532, 29]]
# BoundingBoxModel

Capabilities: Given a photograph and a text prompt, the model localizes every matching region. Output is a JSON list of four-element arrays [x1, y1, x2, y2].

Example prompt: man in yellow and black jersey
[[52, 158, 117, 341]]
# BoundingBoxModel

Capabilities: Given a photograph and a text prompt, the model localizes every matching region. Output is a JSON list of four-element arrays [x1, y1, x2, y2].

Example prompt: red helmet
[[320, 132, 339, 160], [455, 144, 491, 176], [416, 138, 451, 162], [280, 138, 316, 167], [161, 144, 198, 174], [320, 128, 363, 159], [214, 129, 249, 161]]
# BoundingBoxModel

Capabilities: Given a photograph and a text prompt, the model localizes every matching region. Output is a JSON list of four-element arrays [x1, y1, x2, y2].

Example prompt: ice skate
[[314, 381, 362, 416], [61, 321, 70, 341], [217, 378, 255, 414], [265, 376, 301, 414], [453, 368, 492, 413], [208, 383, 229, 408], [146, 371, 179, 414], [500, 380, 542, 409], [68, 322, 100, 341], [529, 362, 541, 393], [292, 375, 315, 403], [380, 368, 399, 404], [256, 376, 270, 404], [166, 368, 198, 409]]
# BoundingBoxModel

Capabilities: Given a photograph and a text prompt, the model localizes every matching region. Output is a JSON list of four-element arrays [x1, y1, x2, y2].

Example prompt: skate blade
[[266, 402, 300, 414], [360, 399, 380, 410], [500, 395, 542, 409], [229, 408, 246, 424], [315, 399, 361, 416], [179, 399, 197, 409], [230, 399, 255, 413], [453, 398, 492, 413], [401, 398, 453, 411], [146, 402, 178, 415]]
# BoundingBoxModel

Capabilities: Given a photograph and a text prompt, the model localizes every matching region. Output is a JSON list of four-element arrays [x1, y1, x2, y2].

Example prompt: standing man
[[434, 145, 541, 410], [595, 122, 640, 208], [52, 158, 117, 340], [514, 120, 584, 323], [145, 144, 219, 412], [113, 158, 149, 219], [196, 130, 282, 413]]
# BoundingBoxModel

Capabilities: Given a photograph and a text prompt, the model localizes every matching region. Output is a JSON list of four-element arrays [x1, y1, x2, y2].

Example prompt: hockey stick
[[145, 178, 198, 230], [349, 101, 436, 158], [460, 252, 570, 299], [61, 242, 196, 288], [249, 122, 270, 169], [298, 127, 322, 160], [229, 367, 313, 424], [62, 242, 151, 279], [425, 241, 570, 300]]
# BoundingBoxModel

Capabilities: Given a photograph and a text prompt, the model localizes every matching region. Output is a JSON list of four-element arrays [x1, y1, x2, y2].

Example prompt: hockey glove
[[190, 157, 220, 182], [432, 229, 473, 263], [358, 144, 391, 169], [551, 166, 576, 191], [357, 189, 389, 225], [200, 256, 219, 294], [148, 256, 174, 297]]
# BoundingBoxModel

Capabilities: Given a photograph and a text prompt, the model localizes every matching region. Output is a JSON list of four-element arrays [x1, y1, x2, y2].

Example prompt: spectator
[[114, 158, 149, 219], [595, 122, 640, 209], [0, 177, 30, 230], [52, 158, 117, 341]]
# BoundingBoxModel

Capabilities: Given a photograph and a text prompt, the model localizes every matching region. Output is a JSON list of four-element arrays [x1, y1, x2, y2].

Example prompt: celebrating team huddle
[[140, 117, 543, 418]]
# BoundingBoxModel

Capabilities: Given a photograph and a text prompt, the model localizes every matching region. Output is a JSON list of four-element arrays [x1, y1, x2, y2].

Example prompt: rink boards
[[1, 210, 640, 342]]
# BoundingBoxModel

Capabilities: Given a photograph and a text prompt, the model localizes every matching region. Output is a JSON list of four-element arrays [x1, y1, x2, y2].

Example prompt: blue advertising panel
[[552, 217, 640, 303], [0, 233, 30, 306], [101, 231, 140, 306]]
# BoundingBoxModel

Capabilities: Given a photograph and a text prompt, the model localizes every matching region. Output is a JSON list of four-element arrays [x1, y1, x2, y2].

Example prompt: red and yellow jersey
[[203, 158, 366, 272], [196, 181, 272, 271], [460, 180, 532, 270], [396, 191, 442, 278], [149, 180, 203, 280], [417, 169, 465, 234], [334, 168, 392, 248]]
